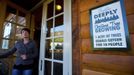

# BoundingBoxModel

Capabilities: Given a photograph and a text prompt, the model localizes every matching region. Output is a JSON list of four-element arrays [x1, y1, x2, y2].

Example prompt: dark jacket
[[0, 40, 38, 65]]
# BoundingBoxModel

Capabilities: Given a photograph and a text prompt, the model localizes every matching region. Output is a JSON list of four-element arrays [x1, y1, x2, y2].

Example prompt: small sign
[[90, 0, 130, 50]]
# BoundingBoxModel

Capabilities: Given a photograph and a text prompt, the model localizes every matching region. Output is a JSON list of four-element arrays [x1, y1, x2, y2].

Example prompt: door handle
[[40, 60, 42, 71]]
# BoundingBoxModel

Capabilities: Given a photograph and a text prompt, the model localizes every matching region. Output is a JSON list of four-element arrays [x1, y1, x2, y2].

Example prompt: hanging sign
[[90, 0, 130, 50]]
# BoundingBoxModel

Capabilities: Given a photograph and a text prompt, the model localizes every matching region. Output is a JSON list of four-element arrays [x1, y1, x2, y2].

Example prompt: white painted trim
[[38, 1, 47, 75], [64, 0, 72, 75], [39, 0, 72, 75]]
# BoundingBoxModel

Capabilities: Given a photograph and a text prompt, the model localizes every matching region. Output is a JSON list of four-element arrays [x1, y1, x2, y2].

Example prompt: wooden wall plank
[[82, 69, 112, 75], [130, 34, 134, 50], [80, 24, 90, 39], [81, 39, 92, 53], [125, 0, 134, 15], [80, 11, 90, 25], [127, 14, 134, 34], [83, 54, 134, 75], [80, 0, 112, 12]]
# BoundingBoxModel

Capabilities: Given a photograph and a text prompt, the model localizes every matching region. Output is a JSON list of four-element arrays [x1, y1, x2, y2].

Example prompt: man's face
[[21, 30, 29, 38]]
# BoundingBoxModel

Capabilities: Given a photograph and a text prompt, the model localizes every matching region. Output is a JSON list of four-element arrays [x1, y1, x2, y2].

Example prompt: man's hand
[[21, 54, 27, 60]]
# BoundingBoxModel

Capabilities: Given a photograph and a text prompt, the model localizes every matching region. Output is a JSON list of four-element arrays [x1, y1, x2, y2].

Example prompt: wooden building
[[0, 0, 134, 75]]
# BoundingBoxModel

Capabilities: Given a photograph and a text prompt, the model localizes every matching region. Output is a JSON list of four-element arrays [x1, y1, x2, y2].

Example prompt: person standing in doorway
[[0, 28, 38, 75]]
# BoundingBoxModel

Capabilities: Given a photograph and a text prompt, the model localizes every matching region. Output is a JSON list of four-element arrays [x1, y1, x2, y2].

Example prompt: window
[[1, 6, 27, 49]]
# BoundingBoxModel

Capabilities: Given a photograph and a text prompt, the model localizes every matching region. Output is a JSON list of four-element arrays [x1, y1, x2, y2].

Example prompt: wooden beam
[[5, 0, 28, 13], [30, 0, 46, 12]]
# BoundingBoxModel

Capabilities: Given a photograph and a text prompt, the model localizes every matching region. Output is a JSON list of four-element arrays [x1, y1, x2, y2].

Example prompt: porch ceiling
[[10, 0, 42, 10]]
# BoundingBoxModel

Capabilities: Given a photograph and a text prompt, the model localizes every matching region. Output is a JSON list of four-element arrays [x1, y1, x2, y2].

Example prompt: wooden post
[[30, 15, 35, 39], [72, 0, 82, 75], [0, 1, 6, 49]]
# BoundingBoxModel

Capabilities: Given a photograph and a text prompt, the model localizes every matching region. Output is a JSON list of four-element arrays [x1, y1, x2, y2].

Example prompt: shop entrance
[[39, 0, 72, 75]]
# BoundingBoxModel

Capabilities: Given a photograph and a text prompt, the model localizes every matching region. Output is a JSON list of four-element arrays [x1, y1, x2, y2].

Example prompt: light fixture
[[56, 5, 62, 11]]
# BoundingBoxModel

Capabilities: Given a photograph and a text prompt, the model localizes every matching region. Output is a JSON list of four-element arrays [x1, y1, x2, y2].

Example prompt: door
[[39, 0, 72, 75]]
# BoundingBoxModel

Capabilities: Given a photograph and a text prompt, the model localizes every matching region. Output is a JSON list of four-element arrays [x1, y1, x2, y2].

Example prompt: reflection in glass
[[47, 1, 54, 19], [45, 39, 52, 58], [54, 38, 63, 60], [45, 61, 51, 75], [3, 22, 12, 38], [55, 0, 64, 15], [3, 22, 14, 39], [17, 11, 26, 26], [16, 26, 24, 39], [54, 15, 64, 36], [46, 19, 54, 37], [53, 62, 63, 75], [2, 39, 9, 49], [6, 6, 17, 22]]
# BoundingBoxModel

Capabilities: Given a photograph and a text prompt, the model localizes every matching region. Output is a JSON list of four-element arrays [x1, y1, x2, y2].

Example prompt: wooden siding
[[72, 0, 134, 75], [72, 0, 82, 75]]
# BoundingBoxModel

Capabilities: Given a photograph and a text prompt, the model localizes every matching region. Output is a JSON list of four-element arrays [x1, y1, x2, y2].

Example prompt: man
[[0, 28, 38, 75]]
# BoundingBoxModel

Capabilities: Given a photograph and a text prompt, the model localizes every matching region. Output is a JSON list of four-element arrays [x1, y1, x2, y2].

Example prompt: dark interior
[[10, 0, 41, 10]]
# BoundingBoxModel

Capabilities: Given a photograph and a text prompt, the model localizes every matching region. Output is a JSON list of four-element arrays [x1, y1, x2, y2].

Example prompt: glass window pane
[[54, 15, 64, 36], [45, 61, 51, 75], [15, 26, 24, 39], [55, 0, 64, 15], [2, 39, 9, 49], [54, 38, 63, 60], [6, 6, 17, 22], [45, 39, 52, 58], [17, 11, 26, 26], [3, 22, 15, 39], [47, 1, 54, 19], [53, 62, 63, 75], [46, 19, 54, 37]]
